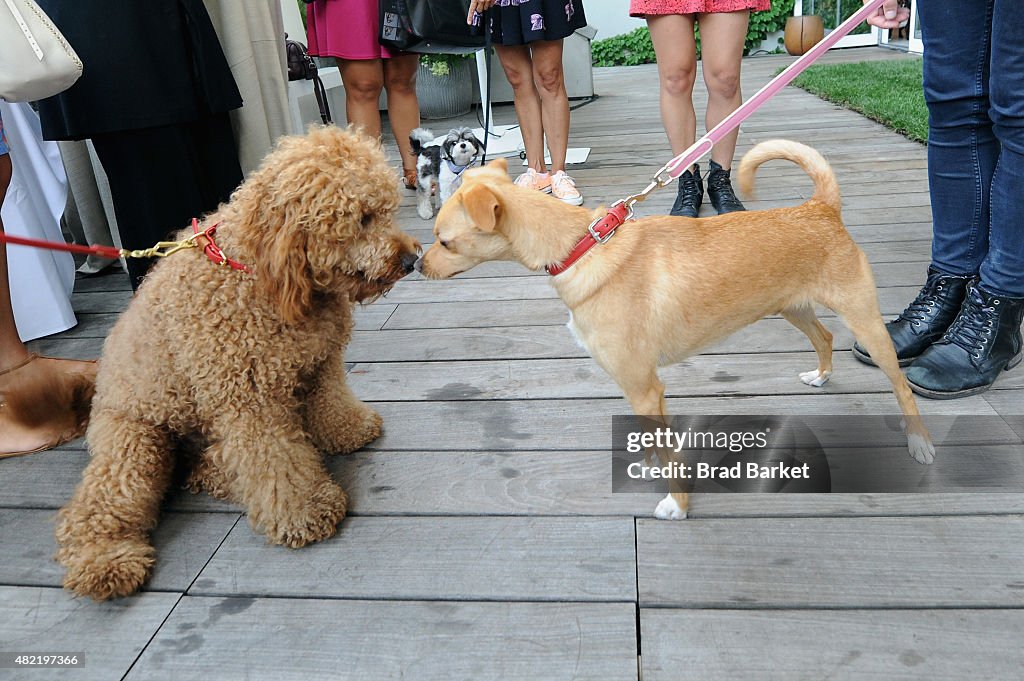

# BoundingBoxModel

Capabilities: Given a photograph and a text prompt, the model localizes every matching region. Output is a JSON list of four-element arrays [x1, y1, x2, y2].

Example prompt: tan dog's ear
[[462, 183, 502, 232], [486, 157, 508, 172]]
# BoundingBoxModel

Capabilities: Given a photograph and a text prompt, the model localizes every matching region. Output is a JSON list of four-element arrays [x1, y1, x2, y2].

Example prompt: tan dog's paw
[[907, 432, 935, 465], [799, 369, 832, 387], [653, 494, 688, 520], [59, 538, 155, 601], [267, 483, 348, 548]]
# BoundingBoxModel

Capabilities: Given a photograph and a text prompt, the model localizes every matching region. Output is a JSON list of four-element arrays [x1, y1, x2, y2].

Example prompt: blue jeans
[[921, 0, 1024, 297]]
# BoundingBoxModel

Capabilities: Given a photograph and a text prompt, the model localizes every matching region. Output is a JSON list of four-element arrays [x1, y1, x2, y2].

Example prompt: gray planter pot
[[416, 58, 474, 120]]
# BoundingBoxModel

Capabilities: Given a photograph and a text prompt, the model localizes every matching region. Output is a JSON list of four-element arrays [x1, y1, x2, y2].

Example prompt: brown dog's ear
[[461, 183, 502, 232], [486, 157, 508, 172], [258, 225, 313, 324]]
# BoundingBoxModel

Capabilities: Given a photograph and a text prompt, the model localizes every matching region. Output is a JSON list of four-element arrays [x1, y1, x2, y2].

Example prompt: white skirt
[[0, 101, 76, 342]]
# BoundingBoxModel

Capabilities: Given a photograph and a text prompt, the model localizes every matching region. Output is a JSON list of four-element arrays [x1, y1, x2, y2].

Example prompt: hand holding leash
[[862, 0, 909, 29]]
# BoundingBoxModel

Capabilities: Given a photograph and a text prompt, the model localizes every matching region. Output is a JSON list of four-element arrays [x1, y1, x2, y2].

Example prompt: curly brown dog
[[56, 126, 420, 600]]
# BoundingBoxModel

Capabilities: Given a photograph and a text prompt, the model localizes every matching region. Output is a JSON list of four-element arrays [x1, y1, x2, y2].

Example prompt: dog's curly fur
[[56, 126, 420, 601]]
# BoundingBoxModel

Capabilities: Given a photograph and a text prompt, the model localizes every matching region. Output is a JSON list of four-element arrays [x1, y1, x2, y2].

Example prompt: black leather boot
[[706, 159, 746, 214], [670, 165, 703, 218], [905, 284, 1024, 399], [853, 267, 973, 367]]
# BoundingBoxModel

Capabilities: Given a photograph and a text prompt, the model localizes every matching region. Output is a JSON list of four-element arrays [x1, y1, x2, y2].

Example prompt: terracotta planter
[[416, 58, 474, 120], [784, 15, 825, 56]]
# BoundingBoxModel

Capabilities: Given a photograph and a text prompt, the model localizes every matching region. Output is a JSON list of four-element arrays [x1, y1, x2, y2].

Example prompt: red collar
[[545, 202, 631, 276], [192, 218, 251, 273]]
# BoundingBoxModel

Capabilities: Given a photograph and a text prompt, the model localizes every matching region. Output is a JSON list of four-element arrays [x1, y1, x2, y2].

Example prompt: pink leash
[[546, 0, 889, 275], [623, 0, 889, 209]]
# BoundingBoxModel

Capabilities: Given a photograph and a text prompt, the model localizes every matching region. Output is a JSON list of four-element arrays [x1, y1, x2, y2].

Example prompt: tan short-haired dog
[[416, 140, 934, 519]]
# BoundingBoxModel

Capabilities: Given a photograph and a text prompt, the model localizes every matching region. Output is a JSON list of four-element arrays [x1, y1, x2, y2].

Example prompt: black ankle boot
[[852, 267, 973, 367], [905, 284, 1024, 399], [670, 165, 703, 218], [706, 159, 746, 214]]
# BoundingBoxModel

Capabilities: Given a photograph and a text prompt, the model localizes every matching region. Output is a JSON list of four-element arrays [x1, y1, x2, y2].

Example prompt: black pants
[[91, 113, 242, 289]]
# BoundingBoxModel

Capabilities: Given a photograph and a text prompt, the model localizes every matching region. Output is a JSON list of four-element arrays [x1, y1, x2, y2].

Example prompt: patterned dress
[[489, 0, 588, 45], [630, 0, 770, 16]]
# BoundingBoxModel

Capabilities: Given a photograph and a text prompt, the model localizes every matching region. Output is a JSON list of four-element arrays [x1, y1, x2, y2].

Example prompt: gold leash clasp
[[121, 236, 200, 260]]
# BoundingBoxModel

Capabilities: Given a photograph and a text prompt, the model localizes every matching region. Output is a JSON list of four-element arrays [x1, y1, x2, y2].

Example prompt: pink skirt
[[631, 0, 771, 16], [307, 0, 397, 60]]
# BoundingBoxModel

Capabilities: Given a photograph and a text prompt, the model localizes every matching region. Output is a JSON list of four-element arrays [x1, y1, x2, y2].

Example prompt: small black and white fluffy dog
[[409, 127, 484, 220]]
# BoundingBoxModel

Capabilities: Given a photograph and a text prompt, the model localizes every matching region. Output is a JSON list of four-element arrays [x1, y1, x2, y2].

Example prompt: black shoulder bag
[[285, 33, 333, 125], [379, 0, 486, 51]]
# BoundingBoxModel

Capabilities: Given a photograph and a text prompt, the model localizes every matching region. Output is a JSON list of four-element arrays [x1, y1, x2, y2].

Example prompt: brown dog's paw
[[317, 407, 383, 455], [58, 539, 155, 601], [184, 456, 234, 501], [266, 483, 348, 549], [356, 409, 383, 449]]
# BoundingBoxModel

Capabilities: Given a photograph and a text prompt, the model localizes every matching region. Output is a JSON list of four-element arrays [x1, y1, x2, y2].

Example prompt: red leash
[[0, 233, 122, 260], [0, 218, 250, 274]]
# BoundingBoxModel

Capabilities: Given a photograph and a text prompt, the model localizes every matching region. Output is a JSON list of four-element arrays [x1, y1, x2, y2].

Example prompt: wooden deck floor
[[3, 48, 1023, 680]]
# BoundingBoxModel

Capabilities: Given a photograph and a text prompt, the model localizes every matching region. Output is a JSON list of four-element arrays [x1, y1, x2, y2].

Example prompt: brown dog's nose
[[413, 256, 424, 273], [401, 251, 418, 273]]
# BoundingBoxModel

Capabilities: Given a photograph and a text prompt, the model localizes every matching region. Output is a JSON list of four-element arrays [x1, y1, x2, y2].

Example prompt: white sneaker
[[550, 170, 583, 205], [514, 168, 552, 193]]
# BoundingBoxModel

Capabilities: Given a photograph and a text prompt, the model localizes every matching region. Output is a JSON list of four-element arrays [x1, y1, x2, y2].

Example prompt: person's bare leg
[[647, 14, 698, 171], [0, 153, 95, 455], [697, 10, 749, 169], [339, 58, 385, 139], [530, 40, 569, 173], [383, 53, 422, 178], [496, 44, 547, 173]]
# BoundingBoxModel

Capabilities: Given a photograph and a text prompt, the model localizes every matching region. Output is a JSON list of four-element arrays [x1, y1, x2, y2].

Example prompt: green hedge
[[592, 0, 795, 67]]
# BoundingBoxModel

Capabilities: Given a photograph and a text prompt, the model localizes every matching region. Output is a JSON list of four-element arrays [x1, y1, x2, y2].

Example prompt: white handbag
[[0, 0, 82, 103]]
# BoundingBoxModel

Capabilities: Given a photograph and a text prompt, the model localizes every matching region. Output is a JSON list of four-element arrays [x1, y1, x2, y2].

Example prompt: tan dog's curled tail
[[737, 140, 841, 214]]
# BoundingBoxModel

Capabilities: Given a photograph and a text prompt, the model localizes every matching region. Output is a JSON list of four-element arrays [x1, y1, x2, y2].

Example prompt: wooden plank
[[984, 390, 1023, 417], [349, 320, 860, 362], [0, 585, 179, 681], [385, 267, 932, 305], [0, 510, 238, 592], [0, 447, 237, 513], [640, 609, 1024, 681], [52, 312, 119, 339], [126, 597, 638, 681], [72, 271, 132, 293], [190, 516, 636, 602], [363, 396, 996, 452], [5, 446, 1023, 518], [7, 446, 1024, 519], [25, 336, 103, 359], [385, 260, 929, 287], [69, 290, 132, 314], [329, 450, 1024, 518], [636, 516, 1024, 607], [352, 303, 396, 331], [382, 286, 930, 329], [345, 352, 1024, 401]]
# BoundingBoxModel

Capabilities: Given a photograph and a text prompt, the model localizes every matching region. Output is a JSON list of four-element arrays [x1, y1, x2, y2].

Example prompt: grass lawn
[[790, 58, 928, 143]]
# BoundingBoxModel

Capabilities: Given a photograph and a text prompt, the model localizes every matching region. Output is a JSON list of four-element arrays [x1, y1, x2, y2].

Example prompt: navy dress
[[35, 0, 243, 290], [489, 0, 587, 45]]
